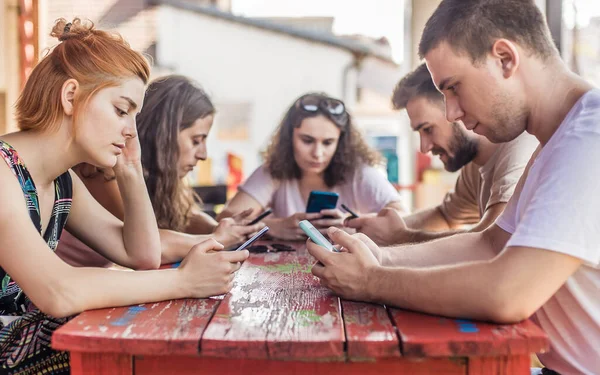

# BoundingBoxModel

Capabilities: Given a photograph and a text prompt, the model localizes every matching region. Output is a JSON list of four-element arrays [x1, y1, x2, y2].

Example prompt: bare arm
[[382, 223, 510, 267], [391, 202, 506, 244], [403, 206, 451, 231], [184, 206, 218, 234], [73, 168, 261, 264], [369, 245, 581, 323], [74, 165, 124, 219], [0, 163, 249, 318], [67, 168, 161, 270], [308, 227, 581, 324], [384, 200, 408, 214]]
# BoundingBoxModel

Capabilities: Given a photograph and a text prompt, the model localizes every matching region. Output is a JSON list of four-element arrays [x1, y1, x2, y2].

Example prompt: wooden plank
[[389, 308, 549, 358], [468, 355, 530, 375], [52, 298, 220, 355], [70, 352, 132, 375], [135, 355, 467, 375], [201, 242, 346, 360], [341, 301, 401, 360]]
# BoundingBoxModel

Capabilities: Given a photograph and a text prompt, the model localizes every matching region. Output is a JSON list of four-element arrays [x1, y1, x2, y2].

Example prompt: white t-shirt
[[496, 89, 600, 375], [239, 164, 403, 218]]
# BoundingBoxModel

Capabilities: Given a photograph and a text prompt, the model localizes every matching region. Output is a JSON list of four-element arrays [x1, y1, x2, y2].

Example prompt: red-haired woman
[[0, 19, 247, 374]]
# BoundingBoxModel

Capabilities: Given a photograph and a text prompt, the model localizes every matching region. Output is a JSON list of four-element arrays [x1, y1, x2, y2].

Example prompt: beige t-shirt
[[438, 132, 539, 226]]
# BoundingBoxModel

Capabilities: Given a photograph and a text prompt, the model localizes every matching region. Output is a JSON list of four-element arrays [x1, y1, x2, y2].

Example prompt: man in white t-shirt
[[306, 0, 600, 373]]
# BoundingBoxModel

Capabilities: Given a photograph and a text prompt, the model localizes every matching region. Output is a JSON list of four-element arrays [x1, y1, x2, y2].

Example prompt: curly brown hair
[[263, 93, 383, 187], [137, 75, 215, 231]]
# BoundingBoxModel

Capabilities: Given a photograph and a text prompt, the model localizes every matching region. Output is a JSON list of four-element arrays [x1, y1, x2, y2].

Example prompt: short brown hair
[[418, 0, 558, 63], [264, 93, 383, 188], [392, 63, 443, 110], [16, 18, 149, 133]]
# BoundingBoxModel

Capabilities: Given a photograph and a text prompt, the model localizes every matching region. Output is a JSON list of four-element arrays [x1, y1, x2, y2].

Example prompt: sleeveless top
[[0, 140, 72, 314], [0, 140, 72, 374]]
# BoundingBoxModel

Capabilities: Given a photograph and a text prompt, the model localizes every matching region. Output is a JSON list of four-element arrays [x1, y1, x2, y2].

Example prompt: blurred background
[[1, 0, 598, 213]]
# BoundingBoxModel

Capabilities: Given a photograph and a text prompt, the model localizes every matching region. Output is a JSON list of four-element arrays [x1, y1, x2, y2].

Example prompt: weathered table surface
[[52, 241, 548, 375]]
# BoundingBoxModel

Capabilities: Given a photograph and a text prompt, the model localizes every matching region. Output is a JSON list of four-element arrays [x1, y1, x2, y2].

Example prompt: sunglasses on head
[[297, 95, 349, 124]]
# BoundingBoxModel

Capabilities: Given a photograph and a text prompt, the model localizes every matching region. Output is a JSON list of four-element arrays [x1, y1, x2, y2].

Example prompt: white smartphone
[[298, 220, 338, 252]]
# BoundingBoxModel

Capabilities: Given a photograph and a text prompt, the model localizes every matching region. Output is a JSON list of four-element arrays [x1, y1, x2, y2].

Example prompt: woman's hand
[[178, 238, 249, 297], [113, 132, 143, 175], [265, 212, 322, 241], [311, 209, 348, 234], [212, 217, 265, 248]]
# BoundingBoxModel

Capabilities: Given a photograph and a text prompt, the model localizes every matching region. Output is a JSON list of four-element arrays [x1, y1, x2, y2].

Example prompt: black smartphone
[[341, 204, 359, 219], [306, 191, 339, 213], [248, 209, 272, 226], [229, 226, 270, 251]]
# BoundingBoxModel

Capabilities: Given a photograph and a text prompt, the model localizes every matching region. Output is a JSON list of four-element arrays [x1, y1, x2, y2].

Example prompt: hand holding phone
[[248, 209, 272, 225], [228, 226, 269, 251], [299, 220, 338, 252]]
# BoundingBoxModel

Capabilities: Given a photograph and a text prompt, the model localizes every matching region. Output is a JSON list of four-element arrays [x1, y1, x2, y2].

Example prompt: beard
[[433, 123, 479, 172], [485, 93, 529, 143]]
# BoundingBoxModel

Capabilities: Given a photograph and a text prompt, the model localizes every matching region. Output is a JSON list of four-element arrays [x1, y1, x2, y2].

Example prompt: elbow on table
[[35, 284, 81, 319], [127, 252, 161, 270], [484, 294, 537, 324]]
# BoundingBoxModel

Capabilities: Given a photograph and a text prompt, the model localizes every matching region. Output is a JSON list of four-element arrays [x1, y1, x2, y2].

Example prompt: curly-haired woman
[[219, 93, 406, 240]]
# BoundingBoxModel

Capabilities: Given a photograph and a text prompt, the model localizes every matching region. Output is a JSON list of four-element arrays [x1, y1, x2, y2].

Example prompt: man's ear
[[491, 38, 520, 79], [61, 79, 79, 116]]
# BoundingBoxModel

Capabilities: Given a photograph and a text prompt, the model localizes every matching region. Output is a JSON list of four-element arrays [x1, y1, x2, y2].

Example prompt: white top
[[239, 164, 404, 218], [496, 89, 600, 375]]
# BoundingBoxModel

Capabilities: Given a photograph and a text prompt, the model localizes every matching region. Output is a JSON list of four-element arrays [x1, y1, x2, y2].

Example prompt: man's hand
[[266, 212, 322, 241], [307, 227, 381, 302], [311, 209, 348, 234], [345, 208, 409, 245]]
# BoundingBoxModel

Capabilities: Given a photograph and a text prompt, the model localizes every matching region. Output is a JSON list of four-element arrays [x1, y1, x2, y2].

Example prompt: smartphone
[[228, 226, 270, 251], [306, 191, 339, 213], [248, 209, 272, 226], [299, 220, 338, 252], [341, 204, 359, 219]]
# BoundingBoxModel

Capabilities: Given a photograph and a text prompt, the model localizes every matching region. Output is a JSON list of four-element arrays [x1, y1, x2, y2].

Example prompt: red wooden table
[[52, 242, 548, 374]]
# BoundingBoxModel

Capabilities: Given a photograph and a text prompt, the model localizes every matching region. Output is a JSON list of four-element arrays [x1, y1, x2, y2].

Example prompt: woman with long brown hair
[[220, 93, 406, 240], [57, 75, 262, 267], [0, 19, 247, 374]]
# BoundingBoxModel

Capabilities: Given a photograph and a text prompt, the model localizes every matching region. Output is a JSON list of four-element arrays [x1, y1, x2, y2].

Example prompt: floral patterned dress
[[0, 140, 72, 374]]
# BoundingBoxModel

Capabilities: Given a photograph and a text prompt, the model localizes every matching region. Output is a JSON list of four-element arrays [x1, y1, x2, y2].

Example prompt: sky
[[563, 0, 600, 28], [231, 0, 405, 63]]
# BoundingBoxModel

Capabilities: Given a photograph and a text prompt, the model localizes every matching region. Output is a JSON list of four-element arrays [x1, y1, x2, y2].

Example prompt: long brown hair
[[137, 75, 215, 231], [264, 93, 382, 187], [16, 18, 149, 132]]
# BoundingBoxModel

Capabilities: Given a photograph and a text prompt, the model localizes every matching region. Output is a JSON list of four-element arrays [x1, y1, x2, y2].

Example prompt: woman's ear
[[491, 38, 520, 79], [61, 78, 79, 116]]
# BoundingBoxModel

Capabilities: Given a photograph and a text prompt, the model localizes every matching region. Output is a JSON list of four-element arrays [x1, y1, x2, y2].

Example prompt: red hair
[[15, 18, 150, 132]]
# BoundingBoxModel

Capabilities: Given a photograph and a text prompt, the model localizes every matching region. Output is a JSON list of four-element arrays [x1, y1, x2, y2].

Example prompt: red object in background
[[416, 151, 432, 182], [18, 0, 39, 89], [226, 153, 243, 199]]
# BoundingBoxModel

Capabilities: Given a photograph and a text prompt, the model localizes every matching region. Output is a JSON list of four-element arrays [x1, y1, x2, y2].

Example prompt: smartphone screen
[[306, 191, 339, 213], [231, 226, 270, 251], [248, 209, 272, 226]]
